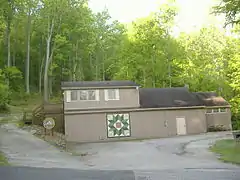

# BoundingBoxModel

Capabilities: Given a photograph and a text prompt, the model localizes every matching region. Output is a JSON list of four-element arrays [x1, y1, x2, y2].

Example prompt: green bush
[[0, 67, 24, 112], [231, 113, 240, 130], [2, 66, 23, 92], [229, 97, 240, 130], [0, 81, 9, 112]]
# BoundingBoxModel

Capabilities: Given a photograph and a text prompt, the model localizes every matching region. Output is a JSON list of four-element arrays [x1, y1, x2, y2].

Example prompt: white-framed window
[[79, 90, 98, 101], [104, 89, 120, 101], [206, 108, 227, 114], [219, 108, 227, 113], [70, 90, 78, 101], [65, 90, 99, 102]]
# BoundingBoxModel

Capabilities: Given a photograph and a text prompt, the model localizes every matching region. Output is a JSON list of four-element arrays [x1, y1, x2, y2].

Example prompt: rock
[[20, 124, 66, 150]]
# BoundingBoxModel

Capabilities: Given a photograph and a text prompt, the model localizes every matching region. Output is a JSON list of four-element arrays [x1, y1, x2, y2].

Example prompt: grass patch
[[0, 152, 9, 166], [210, 139, 240, 165]]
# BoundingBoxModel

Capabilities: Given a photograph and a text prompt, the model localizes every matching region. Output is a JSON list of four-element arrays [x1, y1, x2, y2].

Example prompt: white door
[[176, 117, 187, 135]]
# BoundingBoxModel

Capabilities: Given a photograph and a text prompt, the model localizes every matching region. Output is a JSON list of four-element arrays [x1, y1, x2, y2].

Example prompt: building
[[61, 80, 232, 143], [194, 92, 231, 131]]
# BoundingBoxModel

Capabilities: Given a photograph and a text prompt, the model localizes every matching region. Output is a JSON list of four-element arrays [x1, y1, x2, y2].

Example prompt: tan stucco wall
[[206, 108, 232, 130], [64, 88, 140, 110], [64, 109, 207, 143], [165, 109, 207, 135]]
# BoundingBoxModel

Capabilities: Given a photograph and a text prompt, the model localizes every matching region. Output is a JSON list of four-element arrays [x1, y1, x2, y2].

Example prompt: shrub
[[208, 125, 229, 132], [0, 82, 9, 112]]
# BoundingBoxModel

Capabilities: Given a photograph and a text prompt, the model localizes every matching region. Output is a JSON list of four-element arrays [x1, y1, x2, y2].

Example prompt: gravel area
[[21, 125, 66, 150]]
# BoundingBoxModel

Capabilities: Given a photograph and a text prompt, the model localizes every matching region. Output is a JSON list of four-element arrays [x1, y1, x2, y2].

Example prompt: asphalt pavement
[[1, 166, 240, 180]]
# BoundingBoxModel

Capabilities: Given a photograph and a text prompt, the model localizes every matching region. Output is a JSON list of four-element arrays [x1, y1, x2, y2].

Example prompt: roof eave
[[64, 106, 207, 115], [205, 105, 231, 108], [61, 85, 140, 90]]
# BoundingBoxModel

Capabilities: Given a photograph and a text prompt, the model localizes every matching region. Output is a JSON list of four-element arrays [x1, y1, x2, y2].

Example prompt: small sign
[[43, 118, 55, 130]]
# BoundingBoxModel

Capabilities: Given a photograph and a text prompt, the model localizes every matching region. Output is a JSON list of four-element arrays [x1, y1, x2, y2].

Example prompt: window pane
[[213, 108, 219, 113], [79, 90, 88, 100], [70, 90, 78, 101], [88, 90, 96, 100], [220, 108, 227, 112], [108, 89, 116, 99]]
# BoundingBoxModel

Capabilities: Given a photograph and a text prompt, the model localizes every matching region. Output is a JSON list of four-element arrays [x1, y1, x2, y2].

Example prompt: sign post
[[43, 118, 55, 136]]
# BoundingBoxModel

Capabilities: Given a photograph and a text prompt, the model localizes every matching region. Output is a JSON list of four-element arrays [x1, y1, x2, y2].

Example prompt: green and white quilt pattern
[[107, 113, 130, 137]]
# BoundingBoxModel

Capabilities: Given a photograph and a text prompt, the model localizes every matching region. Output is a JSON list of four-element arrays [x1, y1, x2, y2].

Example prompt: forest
[[0, 0, 240, 129]]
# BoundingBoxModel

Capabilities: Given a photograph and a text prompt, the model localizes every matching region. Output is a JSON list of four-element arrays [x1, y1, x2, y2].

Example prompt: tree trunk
[[143, 69, 146, 87], [44, 37, 51, 102], [39, 37, 43, 93], [12, 21, 17, 66], [49, 74, 52, 96], [39, 56, 44, 94], [25, 10, 31, 93], [68, 55, 72, 81], [95, 49, 99, 80], [89, 53, 93, 79], [43, 18, 54, 102], [102, 52, 105, 81], [75, 41, 83, 81], [46, 39, 55, 100], [49, 56, 54, 96], [72, 42, 76, 80], [152, 52, 156, 88], [7, 19, 11, 67], [168, 59, 172, 88]]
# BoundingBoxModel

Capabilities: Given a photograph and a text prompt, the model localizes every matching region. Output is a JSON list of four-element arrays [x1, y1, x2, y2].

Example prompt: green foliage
[[213, 0, 240, 25], [0, 0, 239, 128], [0, 69, 9, 111], [9, 92, 42, 109], [229, 97, 240, 130], [0, 83, 9, 112], [3, 66, 23, 92]]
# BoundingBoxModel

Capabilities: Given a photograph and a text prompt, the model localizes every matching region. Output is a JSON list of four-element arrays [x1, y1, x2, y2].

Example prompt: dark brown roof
[[61, 80, 139, 89], [193, 92, 229, 107], [139, 88, 204, 108]]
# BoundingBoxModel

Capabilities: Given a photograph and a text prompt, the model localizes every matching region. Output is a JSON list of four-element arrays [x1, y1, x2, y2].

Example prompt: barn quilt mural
[[107, 113, 130, 137]]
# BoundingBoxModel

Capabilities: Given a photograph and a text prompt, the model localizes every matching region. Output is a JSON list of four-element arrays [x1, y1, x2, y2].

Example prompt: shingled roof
[[139, 87, 204, 108], [61, 80, 139, 89], [193, 92, 229, 107]]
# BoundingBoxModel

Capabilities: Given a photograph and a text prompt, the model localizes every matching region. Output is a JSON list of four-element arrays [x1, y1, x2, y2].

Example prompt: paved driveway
[[0, 123, 239, 171], [70, 132, 239, 170], [0, 124, 88, 169]]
